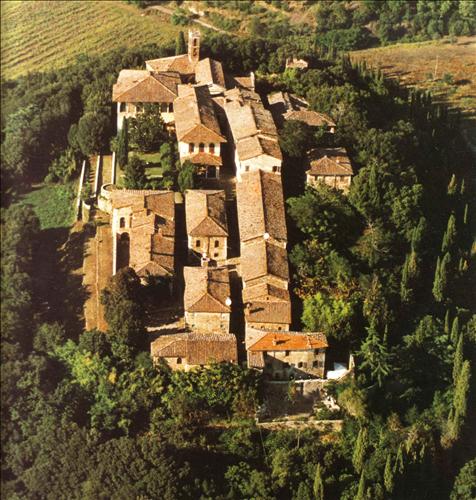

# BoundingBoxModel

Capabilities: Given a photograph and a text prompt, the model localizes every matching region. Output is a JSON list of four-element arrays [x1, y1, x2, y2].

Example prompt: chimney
[[249, 71, 255, 91], [188, 29, 200, 64]]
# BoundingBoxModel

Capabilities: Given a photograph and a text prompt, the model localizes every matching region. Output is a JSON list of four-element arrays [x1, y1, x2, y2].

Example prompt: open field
[[1, 0, 181, 80], [351, 37, 476, 125], [20, 181, 76, 230]]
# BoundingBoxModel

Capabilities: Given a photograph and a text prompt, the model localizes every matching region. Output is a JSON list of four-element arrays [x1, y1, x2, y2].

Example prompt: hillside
[[0, 0, 182, 80], [350, 37, 476, 123]]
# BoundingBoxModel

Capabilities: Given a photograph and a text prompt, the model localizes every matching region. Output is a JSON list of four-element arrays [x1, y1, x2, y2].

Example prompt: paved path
[[147, 5, 228, 34]]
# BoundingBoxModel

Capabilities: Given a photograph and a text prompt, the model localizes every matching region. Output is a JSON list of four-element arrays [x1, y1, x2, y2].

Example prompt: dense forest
[[2, 16, 476, 500]]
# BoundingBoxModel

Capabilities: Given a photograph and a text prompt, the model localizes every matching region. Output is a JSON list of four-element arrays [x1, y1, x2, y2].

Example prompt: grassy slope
[[20, 182, 77, 230], [1, 0, 181, 80], [350, 37, 476, 124]]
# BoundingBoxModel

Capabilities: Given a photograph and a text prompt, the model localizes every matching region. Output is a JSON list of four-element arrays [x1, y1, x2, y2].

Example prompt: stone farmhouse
[[224, 87, 282, 181], [151, 332, 238, 371], [306, 147, 354, 193], [183, 265, 231, 334], [102, 29, 342, 377], [267, 91, 336, 133], [174, 84, 226, 179], [247, 332, 328, 380], [185, 189, 228, 263], [108, 188, 175, 281]]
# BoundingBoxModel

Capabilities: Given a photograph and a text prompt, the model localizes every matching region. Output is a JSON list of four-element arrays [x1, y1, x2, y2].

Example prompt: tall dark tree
[[175, 31, 186, 55], [77, 111, 111, 155], [123, 155, 148, 189], [117, 118, 129, 168]]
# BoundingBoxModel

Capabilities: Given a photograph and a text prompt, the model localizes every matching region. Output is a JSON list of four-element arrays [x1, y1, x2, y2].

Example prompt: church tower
[[188, 29, 200, 64]]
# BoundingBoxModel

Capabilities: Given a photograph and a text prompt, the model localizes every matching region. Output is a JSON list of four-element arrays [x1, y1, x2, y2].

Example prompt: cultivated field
[[1, 0, 182, 80], [351, 37, 476, 124]]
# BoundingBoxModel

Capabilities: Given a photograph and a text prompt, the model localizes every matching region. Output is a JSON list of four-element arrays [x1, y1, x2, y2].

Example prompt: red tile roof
[[306, 148, 353, 176], [248, 332, 328, 352]]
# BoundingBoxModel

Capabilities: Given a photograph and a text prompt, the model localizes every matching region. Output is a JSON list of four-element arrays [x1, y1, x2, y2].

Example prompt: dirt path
[[147, 5, 228, 34]]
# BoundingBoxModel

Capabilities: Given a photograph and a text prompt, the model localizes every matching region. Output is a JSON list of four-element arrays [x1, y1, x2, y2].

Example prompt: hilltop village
[[83, 30, 354, 383]]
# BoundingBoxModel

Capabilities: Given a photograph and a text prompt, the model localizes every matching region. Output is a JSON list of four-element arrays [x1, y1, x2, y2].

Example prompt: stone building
[[174, 84, 226, 179], [185, 189, 228, 262], [195, 57, 227, 96], [151, 332, 237, 371], [243, 283, 292, 334], [183, 265, 231, 333], [285, 57, 309, 70], [110, 189, 175, 281], [236, 170, 287, 249], [247, 331, 328, 379], [306, 147, 354, 193], [267, 91, 336, 132], [224, 87, 282, 181], [112, 70, 181, 131], [146, 29, 201, 80]]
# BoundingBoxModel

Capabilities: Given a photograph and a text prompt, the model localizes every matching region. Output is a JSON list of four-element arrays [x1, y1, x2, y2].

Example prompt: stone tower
[[188, 29, 200, 64]]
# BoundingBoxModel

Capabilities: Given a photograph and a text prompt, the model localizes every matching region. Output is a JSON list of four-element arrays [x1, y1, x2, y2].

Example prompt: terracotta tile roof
[[184, 266, 231, 313], [236, 171, 287, 243], [241, 240, 289, 284], [195, 58, 226, 89], [226, 74, 255, 91], [236, 135, 282, 162], [185, 190, 228, 237], [306, 148, 353, 176], [248, 331, 328, 352], [146, 54, 196, 75], [268, 91, 336, 128], [181, 152, 223, 167], [151, 332, 237, 365], [242, 282, 290, 302], [112, 190, 175, 277], [174, 85, 226, 144], [244, 299, 292, 325], [112, 70, 180, 103], [224, 87, 281, 163]]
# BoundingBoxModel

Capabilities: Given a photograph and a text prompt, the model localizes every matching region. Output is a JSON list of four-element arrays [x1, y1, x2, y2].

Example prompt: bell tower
[[188, 29, 200, 64]]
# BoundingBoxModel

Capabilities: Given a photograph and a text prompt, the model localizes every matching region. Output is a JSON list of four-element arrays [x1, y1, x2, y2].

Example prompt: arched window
[[168, 103, 174, 112], [119, 102, 126, 112], [189, 143, 194, 153], [176, 357, 182, 364], [119, 217, 126, 228], [209, 143, 215, 154], [199, 143, 205, 153]]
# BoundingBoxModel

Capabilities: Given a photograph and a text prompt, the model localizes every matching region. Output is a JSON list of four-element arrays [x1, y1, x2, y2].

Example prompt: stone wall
[[185, 311, 230, 333]]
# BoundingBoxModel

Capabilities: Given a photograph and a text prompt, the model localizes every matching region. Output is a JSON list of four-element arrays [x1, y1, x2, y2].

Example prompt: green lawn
[[1, 0, 181, 80], [20, 182, 77, 229], [130, 151, 164, 179]]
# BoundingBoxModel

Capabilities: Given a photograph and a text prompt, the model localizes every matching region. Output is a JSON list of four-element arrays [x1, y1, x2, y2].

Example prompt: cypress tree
[[117, 118, 128, 168], [453, 333, 463, 384], [400, 254, 412, 303], [395, 444, 405, 475], [356, 470, 366, 500], [442, 214, 457, 253], [463, 204, 469, 225], [451, 316, 460, 344], [384, 454, 394, 493], [450, 360, 471, 440], [175, 31, 186, 55], [352, 428, 368, 473], [447, 174, 457, 196], [444, 309, 451, 336], [313, 463, 324, 500], [432, 256, 443, 302]]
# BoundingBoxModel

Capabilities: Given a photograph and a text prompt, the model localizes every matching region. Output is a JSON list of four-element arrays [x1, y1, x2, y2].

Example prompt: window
[[189, 143, 195, 153], [214, 240, 219, 248], [119, 102, 126, 112], [160, 103, 168, 113], [209, 143, 215, 154], [176, 357, 182, 364], [312, 361, 318, 368], [136, 103, 143, 112], [272, 166, 277, 172], [314, 349, 319, 355], [214, 252, 219, 258], [284, 350, 289, 357], [169, 103, 174, 112], [195, 239, 201, 247], [199, 143, 205, 153], [298, 362, 303, 368], [245, 166, 250, 172], [119, 217, 126, 228]]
